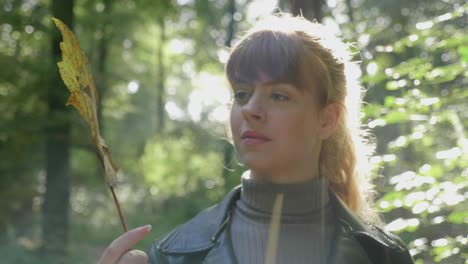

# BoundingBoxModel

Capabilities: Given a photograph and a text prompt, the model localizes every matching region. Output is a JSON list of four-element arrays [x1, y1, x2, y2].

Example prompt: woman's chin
[[242, 157, 274, 172]]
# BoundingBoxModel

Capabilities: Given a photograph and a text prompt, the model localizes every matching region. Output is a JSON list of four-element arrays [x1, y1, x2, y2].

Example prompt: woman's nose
[[241, 93, 265, 122]]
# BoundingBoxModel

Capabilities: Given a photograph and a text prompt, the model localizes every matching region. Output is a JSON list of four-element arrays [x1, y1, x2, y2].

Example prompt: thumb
[[98, 225, 152, 264]]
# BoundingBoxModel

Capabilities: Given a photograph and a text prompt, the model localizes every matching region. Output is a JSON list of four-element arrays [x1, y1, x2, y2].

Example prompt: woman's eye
[[234, 91, 250, 104], [271, 92, 289, 102]]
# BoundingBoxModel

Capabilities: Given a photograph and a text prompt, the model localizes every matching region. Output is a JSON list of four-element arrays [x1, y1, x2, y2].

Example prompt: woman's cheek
[[230, 107, 242, 147]]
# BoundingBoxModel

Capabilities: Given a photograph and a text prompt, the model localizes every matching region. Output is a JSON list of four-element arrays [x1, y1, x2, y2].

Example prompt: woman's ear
[[319, 103, 341, 140]]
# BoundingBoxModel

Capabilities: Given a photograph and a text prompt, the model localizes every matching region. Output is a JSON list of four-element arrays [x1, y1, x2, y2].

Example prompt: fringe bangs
[[226, 31, 304, 88]]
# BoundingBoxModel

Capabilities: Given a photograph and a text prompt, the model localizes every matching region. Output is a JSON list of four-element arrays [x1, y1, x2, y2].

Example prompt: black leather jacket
[[148, 186, 414, 264]]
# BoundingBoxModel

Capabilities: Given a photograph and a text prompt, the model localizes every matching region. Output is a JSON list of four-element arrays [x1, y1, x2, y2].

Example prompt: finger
[[116, 250, 148, 264], [98, 225, 152, 264]]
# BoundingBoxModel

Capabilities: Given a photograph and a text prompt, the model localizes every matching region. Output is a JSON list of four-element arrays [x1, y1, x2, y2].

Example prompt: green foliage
[[360, 3, 468, 263], [0, 0, 48, 233], [140, 133, 224, 200], [1, 0, 232, 261], [1, 0, 466, 263]]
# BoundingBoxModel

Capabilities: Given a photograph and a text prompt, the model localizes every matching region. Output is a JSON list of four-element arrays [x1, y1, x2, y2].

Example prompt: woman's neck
[[239, 171, 330, 215], [246, 164, 320, 184]]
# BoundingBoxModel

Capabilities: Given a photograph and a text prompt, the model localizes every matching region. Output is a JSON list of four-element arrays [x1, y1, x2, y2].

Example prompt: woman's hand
[[98, 225, 152, 264]]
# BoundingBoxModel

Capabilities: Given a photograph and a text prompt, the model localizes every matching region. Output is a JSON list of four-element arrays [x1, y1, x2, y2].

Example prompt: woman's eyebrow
[[269, 82, 299, 90]]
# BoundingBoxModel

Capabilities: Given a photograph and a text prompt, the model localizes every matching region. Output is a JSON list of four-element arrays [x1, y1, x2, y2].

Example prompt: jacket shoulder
[[147, 186, 241, 263], [147, 205, 220, 264], [330, 193, 413, 263], [158, 204, 220, 252], [352, 221, 414, 264], [372, 225, 414, 263]]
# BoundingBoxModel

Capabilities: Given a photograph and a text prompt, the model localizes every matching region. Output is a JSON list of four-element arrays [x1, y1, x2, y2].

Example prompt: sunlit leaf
[[457, 46, 468, 62], [447, 211, 468, 224], [424, 63, 465, 84], [53, 17, 127, 232], [52, 17, 118, 187], [426, 164, 444, 178], [384, 110, 409, 124], [386, 81, 400, 90], [384, 96, 396, 107]]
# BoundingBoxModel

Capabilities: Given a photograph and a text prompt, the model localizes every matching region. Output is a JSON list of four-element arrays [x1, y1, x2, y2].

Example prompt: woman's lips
[[241, 131, 271, 145]]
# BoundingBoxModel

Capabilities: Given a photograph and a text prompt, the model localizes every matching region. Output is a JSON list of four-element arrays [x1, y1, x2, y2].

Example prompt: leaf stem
[[110, 186, 127, 233]]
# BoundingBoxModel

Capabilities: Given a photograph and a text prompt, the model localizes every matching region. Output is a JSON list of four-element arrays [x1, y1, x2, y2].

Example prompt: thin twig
[[110, 186, 127, 233]]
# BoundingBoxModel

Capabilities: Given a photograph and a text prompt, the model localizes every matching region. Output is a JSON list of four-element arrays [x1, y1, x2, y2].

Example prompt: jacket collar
[[157, 185, 401, 263], [329, 192, 398, 249], [156, 186, 240, 254], [328, 193, 381, 264], [328, 194, 410, 264]]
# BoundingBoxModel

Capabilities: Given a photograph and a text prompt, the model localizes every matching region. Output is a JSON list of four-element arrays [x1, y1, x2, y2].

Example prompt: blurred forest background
[[0, 0, 466, 263]]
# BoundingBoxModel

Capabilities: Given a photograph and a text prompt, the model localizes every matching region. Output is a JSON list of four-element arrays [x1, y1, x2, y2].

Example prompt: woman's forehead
[[227, 60, 302, 88], [231, 78, 298, 89], [231, 72, 284, 84], [227, 31, 302, 83]]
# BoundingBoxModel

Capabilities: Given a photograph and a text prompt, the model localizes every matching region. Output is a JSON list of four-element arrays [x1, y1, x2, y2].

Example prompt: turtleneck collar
[[240, 170, 330, 215]]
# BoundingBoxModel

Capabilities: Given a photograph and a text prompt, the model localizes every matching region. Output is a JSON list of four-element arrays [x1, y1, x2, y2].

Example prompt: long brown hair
[[226, 14, 380, 223]]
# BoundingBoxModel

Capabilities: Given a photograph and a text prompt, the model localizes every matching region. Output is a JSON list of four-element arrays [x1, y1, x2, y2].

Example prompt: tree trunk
[[95, 0, 112, 178], [290, 0, 324, 22], [345, 0, 354, 23], [96, 0, 111, 133], [41, 0, 74, 260], [156, 18, 166, 134], [225, 0, 236, 47], [222, 0, 236, 190]]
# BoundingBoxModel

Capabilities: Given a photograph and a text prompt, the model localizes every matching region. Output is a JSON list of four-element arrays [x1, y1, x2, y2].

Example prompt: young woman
[[98, 14, 414, 264]]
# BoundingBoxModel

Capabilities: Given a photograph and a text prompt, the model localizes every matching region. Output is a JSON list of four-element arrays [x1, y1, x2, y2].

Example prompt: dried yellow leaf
[[52, 17, 118, 187]]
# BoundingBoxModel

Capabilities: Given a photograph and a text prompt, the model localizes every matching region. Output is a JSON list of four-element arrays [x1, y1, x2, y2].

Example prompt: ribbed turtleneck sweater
[[229, 173, 335, 264]]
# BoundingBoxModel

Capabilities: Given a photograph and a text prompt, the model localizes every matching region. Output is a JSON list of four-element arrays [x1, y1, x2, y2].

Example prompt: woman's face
[[230, 81, 326, 182]]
